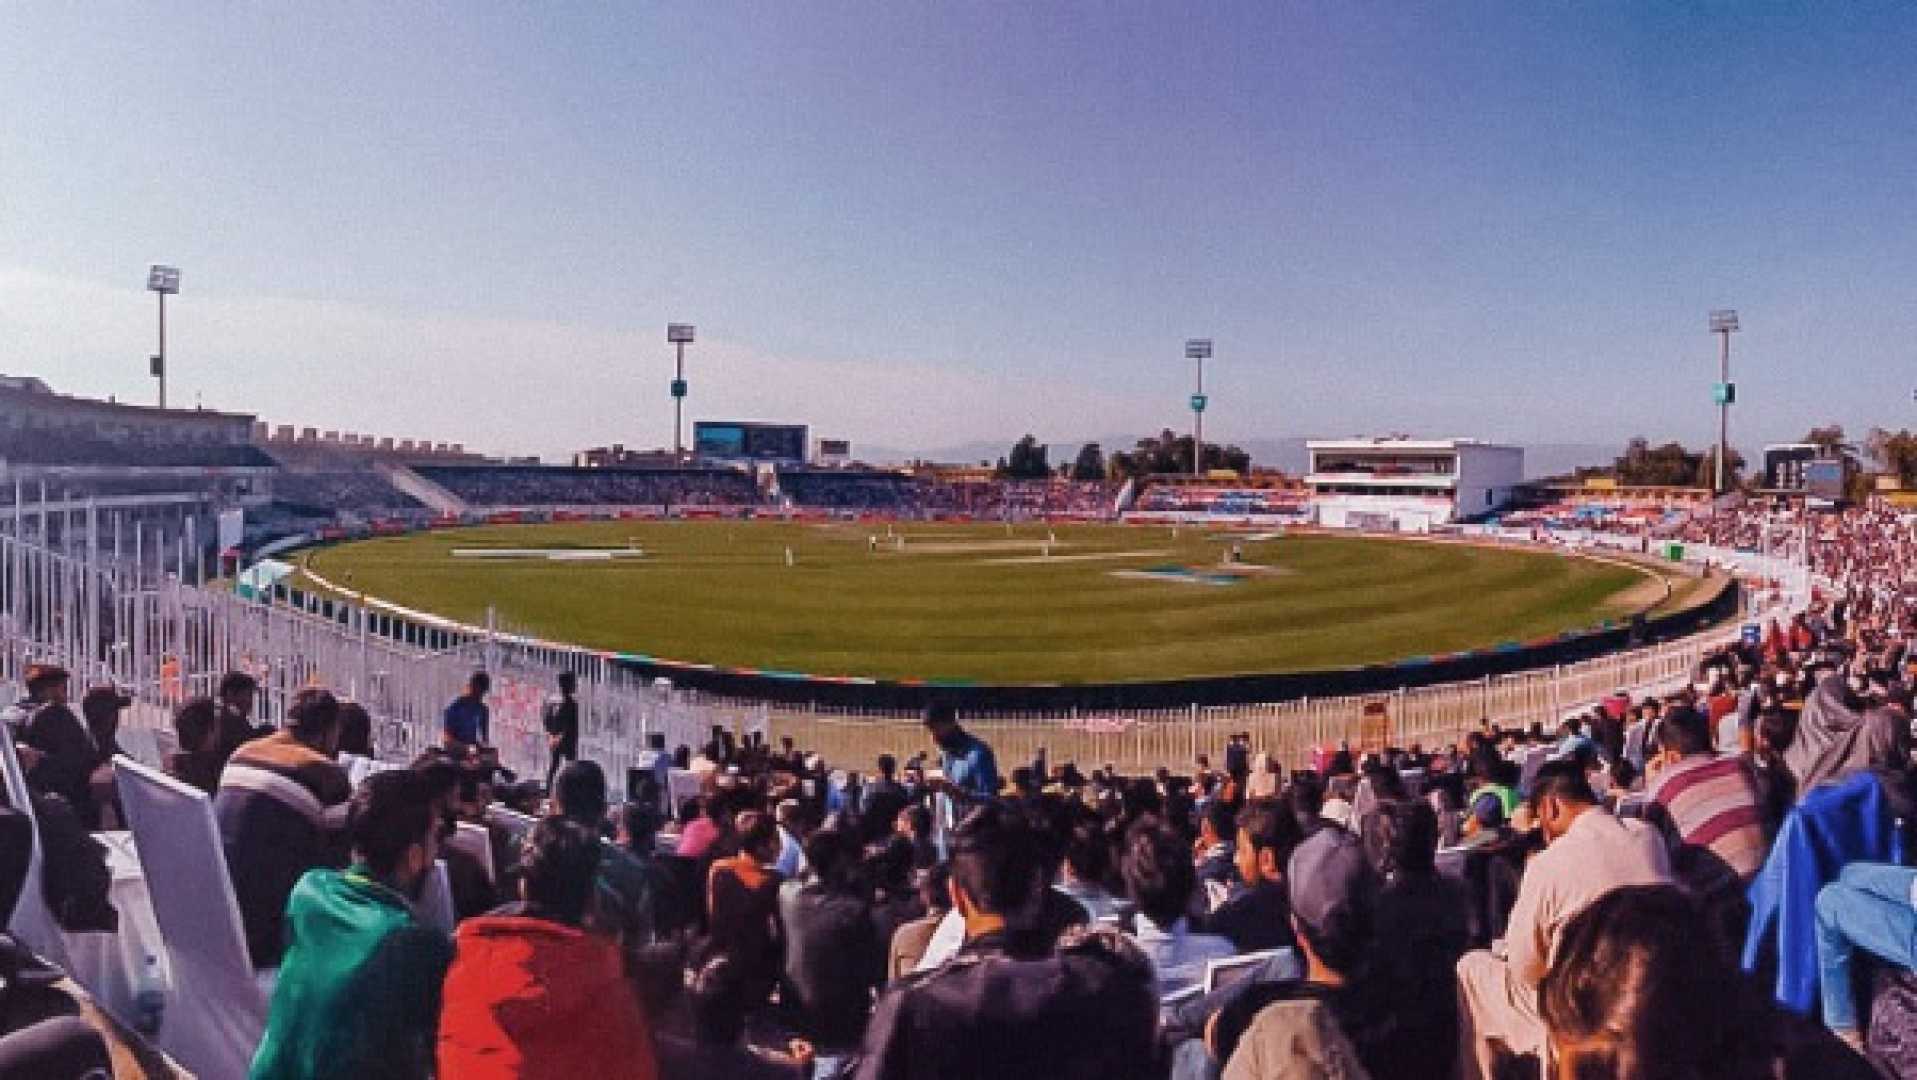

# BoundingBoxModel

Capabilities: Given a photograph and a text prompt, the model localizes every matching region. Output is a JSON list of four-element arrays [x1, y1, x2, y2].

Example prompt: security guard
[[854, 803, 1161, 1080]]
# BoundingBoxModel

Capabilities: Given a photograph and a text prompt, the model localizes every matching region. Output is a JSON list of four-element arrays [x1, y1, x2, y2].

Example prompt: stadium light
[[1185, 339, 1212, 478], [1708, 310, 1739, 494], [147, 265, 181, 409], [667, 324, 695, 461]]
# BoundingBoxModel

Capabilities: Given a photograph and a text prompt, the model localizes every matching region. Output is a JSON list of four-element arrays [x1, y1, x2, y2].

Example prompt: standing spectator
[[442, 670, 491, 751], [214, 670, 264, 766], [1455, 761, 1669, 1080], [1204, 798, 1303, 954], [78, 685, 129, 828], [608, 799, 692, 944], [704, 810, 785, 1003], [251, 770, 453, 1080], [855, 802, 1160, 1079], [217, 687, 352, 968], [1122, 819, 1236, 997], [923, 703, 999, 803], [438, 817, 659, 1080], [541, 671, 579, 790]]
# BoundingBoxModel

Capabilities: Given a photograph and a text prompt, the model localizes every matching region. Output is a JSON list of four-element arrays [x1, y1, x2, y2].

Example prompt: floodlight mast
[[1709, 310, 1739, 493], [147, 265, 180, 409], [667, 323, 695, 462], [1185, 339, 1212, 478]]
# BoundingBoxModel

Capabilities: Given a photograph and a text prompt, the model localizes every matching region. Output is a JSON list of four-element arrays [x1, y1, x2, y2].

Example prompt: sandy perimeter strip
[[980, 549, 1172, 565]]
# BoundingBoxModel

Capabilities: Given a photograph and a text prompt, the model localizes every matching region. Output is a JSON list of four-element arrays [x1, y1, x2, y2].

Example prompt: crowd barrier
[[1, 502, 1794, 781]]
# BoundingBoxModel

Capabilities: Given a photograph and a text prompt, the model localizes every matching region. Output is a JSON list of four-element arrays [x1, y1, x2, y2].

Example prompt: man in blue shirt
[[924, 703, 999, 803], [441, 671, 491, 750]]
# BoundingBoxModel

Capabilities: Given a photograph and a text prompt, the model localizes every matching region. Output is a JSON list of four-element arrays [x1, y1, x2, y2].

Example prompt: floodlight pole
[[667, 324, 695, 462], [1186, 339, 1212, 478], [147, 264, 180, 410], [157, 291, 167, 410], [1709, 310, 1739, 494]]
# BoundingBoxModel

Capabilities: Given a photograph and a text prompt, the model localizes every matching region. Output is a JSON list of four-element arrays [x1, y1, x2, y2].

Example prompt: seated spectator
[[216, 687, 352, 968], [1462, 745, 1518, 840], [657, 956, 810, 1080], [1544, 885, 1799, 1078], [1643, 704, 1767, 931], [1455, 760, 1669, 1080], [888, 864, 951, 980], [774, 798, 806, 879], [855, 802, 1160, 1079], [1123, 818, 1235, 996], [675, 795, 727, 861], [213, 670, 265, 768], [1193, 800, 1238, 912], [1203, 798, 1303, 954], [438, 817, 659, 1080], [251, 770, 454, 1080], [1057, 815, 1126, 922], [335, 701, 374, 759], [607, 798, 693, 945], [897, 804, 939, 871], [164, 696, 225, 795], [14, 665, 100, 829], [1815, 860, 1917, 1050], [703, 809, 785, 1003], [1364, 798, 1468, 1078], [779, 824, 883, 1052], [1210, 827, 1378, 1080]]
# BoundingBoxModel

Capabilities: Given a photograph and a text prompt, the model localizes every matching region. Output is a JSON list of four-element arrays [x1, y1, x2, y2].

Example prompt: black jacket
[[854, 928, 1161, 1080]]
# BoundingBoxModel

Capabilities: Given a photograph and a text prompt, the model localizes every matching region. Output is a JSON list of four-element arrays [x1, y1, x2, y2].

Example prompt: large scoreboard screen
[[693, 421, 809, 463]]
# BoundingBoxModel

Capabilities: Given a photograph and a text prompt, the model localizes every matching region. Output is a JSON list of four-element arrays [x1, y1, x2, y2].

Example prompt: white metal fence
[[0, 495, 1798, 783]]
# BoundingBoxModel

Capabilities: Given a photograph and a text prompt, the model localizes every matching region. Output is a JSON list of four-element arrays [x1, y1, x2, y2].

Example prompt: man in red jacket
[[438, 817, 658, 1080]]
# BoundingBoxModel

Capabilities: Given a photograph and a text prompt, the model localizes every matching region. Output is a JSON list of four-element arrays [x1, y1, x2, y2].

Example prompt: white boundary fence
[[1, 494, 1805, 783]]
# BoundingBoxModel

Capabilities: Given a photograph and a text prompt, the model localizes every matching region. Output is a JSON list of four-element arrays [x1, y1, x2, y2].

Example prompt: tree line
[[995, 429, 1253, 481]]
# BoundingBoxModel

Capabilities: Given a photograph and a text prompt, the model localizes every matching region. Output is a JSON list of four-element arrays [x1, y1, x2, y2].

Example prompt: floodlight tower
[[667, 323, 695, 462], [147, 265, 181, 409], [1185, 338, 1212, 478], [1709, 309, 1739, 493]]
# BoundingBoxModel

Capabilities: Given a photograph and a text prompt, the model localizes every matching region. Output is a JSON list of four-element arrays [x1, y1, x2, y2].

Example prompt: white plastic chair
[[449, 821, 495, 884], [113, 755, 269, 1080]]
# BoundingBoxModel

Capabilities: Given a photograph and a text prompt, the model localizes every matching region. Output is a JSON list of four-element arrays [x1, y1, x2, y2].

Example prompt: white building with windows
[[1306, 437, 1524, 533]]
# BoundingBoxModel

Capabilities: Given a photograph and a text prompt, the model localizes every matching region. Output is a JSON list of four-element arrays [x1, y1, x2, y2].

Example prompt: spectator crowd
[[9, 502, 1917, 1077]]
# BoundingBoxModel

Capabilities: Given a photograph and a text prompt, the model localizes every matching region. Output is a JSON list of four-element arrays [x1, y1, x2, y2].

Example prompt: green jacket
[[250, 866, 453, 1080]]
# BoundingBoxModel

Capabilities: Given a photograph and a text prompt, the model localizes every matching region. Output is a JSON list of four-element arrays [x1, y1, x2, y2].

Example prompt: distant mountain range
[[857, 436, 1619, 481]]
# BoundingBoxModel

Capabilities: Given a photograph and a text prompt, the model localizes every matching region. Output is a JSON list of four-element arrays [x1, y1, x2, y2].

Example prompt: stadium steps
[[382, 463, 468, 515]]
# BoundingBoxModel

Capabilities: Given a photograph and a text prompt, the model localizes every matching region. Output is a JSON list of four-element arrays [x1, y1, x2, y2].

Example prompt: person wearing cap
[[14, 665, 103, 828], [1208, 827, 1379, 1080], [921, 703, 999, 803], [1454, 760, 1669, 1080]]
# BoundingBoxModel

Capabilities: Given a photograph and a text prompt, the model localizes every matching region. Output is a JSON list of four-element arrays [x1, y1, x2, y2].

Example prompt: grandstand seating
[[412, 464, 759, 508]]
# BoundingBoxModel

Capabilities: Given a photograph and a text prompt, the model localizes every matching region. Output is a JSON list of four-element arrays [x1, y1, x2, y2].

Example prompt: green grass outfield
[[300, 521, 1673, 685]]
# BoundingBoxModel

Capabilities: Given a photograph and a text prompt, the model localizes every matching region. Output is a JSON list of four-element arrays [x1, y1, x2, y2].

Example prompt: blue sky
[[4, 5, 1916, 462]]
